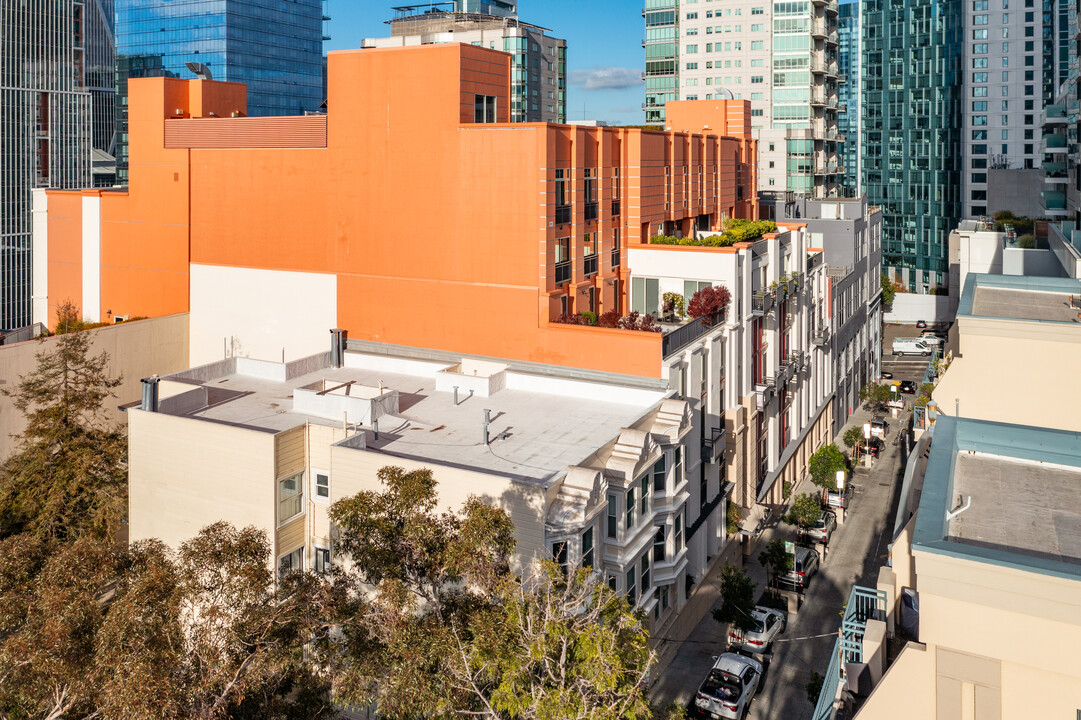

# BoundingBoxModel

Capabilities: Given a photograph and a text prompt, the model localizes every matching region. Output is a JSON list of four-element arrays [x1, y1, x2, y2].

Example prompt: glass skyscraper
[[861, 0, 962, 293], [837, 0, 859, 195], [116, 0, 326, 117], [1, 0, 94, 330]]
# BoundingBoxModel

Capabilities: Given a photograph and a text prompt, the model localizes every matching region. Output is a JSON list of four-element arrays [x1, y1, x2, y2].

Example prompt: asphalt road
[[651, 415, 911, 719]]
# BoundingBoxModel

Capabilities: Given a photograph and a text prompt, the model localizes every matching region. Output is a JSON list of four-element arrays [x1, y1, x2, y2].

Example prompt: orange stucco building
[[38, 43, 758, 379]]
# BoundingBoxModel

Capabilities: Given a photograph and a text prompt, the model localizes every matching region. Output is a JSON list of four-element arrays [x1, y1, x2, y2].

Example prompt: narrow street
[[651, 408, 913, 719]]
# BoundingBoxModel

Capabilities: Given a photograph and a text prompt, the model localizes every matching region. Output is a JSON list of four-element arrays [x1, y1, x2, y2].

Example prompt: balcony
[[554, 260, 571, 284], [584, 201, 598, 223], [661, 312, 724, 358], [1043, 160, 1068, 179], [752, 291, 775, 316], [1041, 103, 1067, 126], [555, 204, 571, 225], [611, 199, 621, 216], [811, 20, 828, 37], [812, 326, 831, 346], [584, 254, 598, 276], [774, 361, 795, 386], [1043, 133, 1068, 153], [1041, 190, 1068, 213], [700, 427, 727, 464], [811, 91, 827, 107]]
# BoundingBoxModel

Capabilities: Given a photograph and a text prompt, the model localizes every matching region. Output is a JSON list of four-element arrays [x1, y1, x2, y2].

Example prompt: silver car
[[728, 606, 787, 653], [797, 509, 837, 545], [693, 652, 764, 719]]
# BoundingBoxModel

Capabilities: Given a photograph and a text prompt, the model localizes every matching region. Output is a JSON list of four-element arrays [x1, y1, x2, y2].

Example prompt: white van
[[892, 338, 931, 356]]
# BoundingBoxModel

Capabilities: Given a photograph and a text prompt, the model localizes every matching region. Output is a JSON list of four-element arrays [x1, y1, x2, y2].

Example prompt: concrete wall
[[987, 168, 1044, 219], [189, 264, 337, 367], [1001, 247, 1065, 277], [884, 294, 951, 324], [0, 313, 189, 460]]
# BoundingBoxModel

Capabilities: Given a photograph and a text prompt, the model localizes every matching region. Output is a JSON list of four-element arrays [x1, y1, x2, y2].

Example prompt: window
[[971, 172, 987, 182], [972, 87, 988, 97], [751, 75, 765, 83], [653, 526, 666, 562], [674, 511, 684, 551], [972, 129, 987, 139], [626, 568, 637, 602], [686, 44, 698, 53], [751, 23, 764, 31], [641, 554, 651, 591], [626, 487, 636, 529], [752, 6, 764, 13], [973, 0, 987, 7], [973, 72, 988, 82], [972, 101, 987, 111], [652, 457, 666, 493], [607, 494, 618, 538], [582, 527, 594, 569], [973, 43, 988, 53], [674, 446, 683, 486], [751, 40, 764, 50], [640, 476, 650, 516], [552, 540, 569, 573], [474, 94, 496, 123], [313, 471, 329, 502], [973, 57, 988, 67], [972, 29, 988, 39], [278, 473, 303, 524], [314, 547, 331, 574], [973, 13, 988, 23], [278, 547, 303, 579]]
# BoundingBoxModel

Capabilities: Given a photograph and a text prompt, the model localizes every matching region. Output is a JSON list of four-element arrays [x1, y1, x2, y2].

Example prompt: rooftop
[[149, 350, 666, 486], [949, 454, 1081, 566], [913, 416, 1081, 579], [958, 273, 1081, 324]]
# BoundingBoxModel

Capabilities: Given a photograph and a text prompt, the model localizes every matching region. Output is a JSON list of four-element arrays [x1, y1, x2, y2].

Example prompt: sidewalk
[[649, 400, 902, 709]]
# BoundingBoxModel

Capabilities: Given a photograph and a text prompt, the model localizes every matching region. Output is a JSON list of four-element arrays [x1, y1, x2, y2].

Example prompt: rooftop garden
[[553, 310, 661, 332], [649, 219, 777, 247]]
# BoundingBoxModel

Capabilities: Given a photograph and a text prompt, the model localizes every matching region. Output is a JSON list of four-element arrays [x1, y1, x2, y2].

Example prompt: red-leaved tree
[[687, 285, 732, 326]]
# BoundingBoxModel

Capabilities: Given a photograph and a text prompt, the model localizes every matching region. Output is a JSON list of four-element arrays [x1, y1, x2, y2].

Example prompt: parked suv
[[776, 546, 820, 591], [693, 653, 764, 719], [727, 606, 787, 653], [797, 510, 837, 545]]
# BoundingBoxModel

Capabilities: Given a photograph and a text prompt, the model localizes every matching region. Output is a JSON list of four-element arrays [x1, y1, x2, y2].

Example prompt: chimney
[[330, 328, 348, 368], [140, 377, 160, 412]]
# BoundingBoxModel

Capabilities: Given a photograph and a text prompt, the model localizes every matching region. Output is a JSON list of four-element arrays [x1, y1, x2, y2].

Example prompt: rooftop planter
[[649, 219, 778, 248]]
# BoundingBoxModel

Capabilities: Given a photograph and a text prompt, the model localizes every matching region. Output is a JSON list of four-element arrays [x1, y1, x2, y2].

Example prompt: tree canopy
[[712, 564, 757, 633], [808, 443, 848, 491]]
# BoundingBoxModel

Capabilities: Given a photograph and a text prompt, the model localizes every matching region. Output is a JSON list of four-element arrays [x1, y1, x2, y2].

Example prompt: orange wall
[[44, 43, 756, 378]]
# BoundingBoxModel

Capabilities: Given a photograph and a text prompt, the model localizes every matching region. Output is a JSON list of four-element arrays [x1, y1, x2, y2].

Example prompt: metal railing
[[554, 260, 571, 284], [584, 201, 598, 222], [812, 327, 831, 346], [661, 312, 722, 357], [555, 204, 571, 225], [812, 585, 886, 720], [584, 254, 598, 276], [752, 291, 775, 316], [700, 426, 727, 464]]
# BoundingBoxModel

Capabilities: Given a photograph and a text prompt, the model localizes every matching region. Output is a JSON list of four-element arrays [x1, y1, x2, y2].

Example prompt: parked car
[[693, 653, 764, 720], [728, 606, 787, 653], [776, 545, 820, 590], [900, 380, 918, 394], [870, 417, 888, 438], [880, 371, 894, 380], [915, 319, 928, 328], [857, 437, 884, 458], [919, 332, 944, 347], [892, 338, 932, 356], [797, 509, 837, 545], [826, 482, 853, 509]]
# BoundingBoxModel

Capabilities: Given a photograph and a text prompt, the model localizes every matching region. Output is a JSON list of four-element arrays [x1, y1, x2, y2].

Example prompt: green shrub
[[579, 311, 598, 326], [647, 220, 777, 248]]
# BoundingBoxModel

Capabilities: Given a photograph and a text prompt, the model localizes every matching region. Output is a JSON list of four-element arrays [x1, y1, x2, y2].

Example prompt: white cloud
[[568, 66, 643, 91]]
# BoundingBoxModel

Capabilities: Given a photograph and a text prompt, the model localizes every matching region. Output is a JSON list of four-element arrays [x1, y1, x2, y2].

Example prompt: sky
[[324, 1, 646, 125]]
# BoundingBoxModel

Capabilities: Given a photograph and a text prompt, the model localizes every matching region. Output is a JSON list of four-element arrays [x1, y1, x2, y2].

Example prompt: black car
[[860, 437, 884, 457], [899, 380, 918, 394], [880, 371, 894, 380]]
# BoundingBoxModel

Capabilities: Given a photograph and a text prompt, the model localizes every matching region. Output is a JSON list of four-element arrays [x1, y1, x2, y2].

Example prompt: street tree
[[0, 306, 126, 542], [880, 273, 896, 307], [712, 564, 757, 633], [758, 539, 794, 589], [842, 425, 864, 450], [808, 443, 848, 492], [784, 494, 823, 532]]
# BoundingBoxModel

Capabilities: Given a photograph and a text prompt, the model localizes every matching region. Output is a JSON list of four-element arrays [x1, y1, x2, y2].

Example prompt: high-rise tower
[[1, 0, 94, 329]]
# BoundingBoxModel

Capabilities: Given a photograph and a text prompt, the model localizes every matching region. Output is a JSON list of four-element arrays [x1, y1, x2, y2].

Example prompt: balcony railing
[[554, 260, 571, 284], [661, 312, 723, 358], [812, 326, 831, 346], [584, 201, 599, 222], [700, 426, 727, 464], [611, 199, 621, 216], [584, 254, 598, 276], [812, 586, 886, 720], [611, 247, 621, 268], [752, 291, 775, 316], [555, 204, 571, 225]]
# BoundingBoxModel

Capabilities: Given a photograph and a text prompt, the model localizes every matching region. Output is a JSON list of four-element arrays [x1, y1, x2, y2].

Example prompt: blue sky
[[324, 1, 646, 124]]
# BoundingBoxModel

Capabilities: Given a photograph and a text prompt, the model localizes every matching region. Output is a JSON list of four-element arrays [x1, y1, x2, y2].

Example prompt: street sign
[[784, 541, 794, 553], [836, 470, 846, 489], [863, 423, 871, 439]]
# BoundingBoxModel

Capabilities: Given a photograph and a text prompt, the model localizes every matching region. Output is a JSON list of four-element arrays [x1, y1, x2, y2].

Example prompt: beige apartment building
[[852, 415, 1081, 719], [932, 273, 1081, 432], [647, 0, 843, 197]]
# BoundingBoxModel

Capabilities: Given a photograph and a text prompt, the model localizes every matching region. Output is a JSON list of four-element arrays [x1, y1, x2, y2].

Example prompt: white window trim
[[312, 468, 330, 504], [313, 545, 332, 574]]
